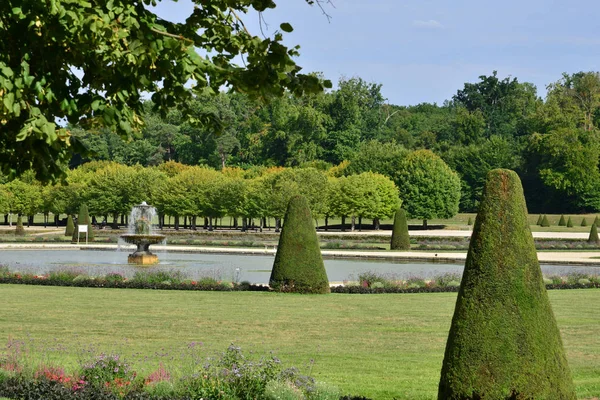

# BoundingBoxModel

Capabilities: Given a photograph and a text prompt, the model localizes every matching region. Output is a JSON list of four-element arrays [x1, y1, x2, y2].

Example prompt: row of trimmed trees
[[0, 161, 409, 231], [276, 169, 575, 398]]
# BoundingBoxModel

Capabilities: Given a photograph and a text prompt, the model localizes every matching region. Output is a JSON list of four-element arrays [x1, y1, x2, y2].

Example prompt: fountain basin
[[120, 234, 166, 265]]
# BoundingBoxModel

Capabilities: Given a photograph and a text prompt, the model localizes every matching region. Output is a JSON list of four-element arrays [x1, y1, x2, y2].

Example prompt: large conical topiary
[[72, 204, 94, 243], [541, 214, 550, 227], [594, 216, 599, 226], [65, 215, 74, 236], [588, 223, 599, 244], [390, 207, 410, 250], [438, 169, 575, 400], [269, 195, 329, 294]]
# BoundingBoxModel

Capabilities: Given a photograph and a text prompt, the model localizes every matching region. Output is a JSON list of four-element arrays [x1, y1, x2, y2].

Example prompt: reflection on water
[[1, 249, 598, 284]]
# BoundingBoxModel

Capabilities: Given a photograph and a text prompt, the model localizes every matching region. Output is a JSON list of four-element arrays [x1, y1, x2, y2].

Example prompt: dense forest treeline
[[8, 70, 600, 214]]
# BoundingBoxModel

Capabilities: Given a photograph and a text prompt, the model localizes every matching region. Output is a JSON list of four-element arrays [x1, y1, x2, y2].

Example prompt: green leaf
[[13, 102, 21, 117], [3, 92, 14, 111], [280, 23, 293, 33]]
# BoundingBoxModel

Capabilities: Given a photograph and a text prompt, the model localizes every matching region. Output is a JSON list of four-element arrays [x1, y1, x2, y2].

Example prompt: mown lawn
[[0, 285, 598, 399]]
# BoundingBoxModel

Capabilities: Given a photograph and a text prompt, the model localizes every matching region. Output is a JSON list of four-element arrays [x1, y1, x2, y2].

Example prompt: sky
[[152, 0, 600, 106]]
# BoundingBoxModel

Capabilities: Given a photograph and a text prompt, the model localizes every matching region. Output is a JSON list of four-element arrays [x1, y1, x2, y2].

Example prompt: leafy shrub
[[434, 273, 462, 287], [265, 380, 304, 400], [105, 273, 126, 284], [132, 269, 187, 285], [48, 268, 83, 283], [578, 278, 591, 285], [405, 277, 426, 288], [80, 353, 135, 389], [73, 275, 89, 283], [308, 381, 341, 400], [357, 271, 389, 287], [370, 282, 384, 289]]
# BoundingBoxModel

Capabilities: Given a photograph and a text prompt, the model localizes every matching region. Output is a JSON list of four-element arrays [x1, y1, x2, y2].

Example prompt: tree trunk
[[351, 216, 356, 231], [208, 217, 214, 231], [204, 217, 208, 230], [121, 214, 125, 225], [341, 216, 346, 231], [233, 217, 238, 229], [183, 216, 188, 229], [174, 215, 180, 230], [158, 213, 164, 229], [191, 216, 197, 230], [358, 216, 362, 231], [54, 214, 59, 227], [275, 218, 281, 232], [325, 216, 329, 231], [373, 218, 380, 230], [242, 217, 247, 232], [423, 219, 428, 228], [112, 213, 119, 229]]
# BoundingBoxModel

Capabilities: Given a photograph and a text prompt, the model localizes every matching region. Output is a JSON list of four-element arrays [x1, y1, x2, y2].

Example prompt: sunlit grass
[[0, 285, 598, 399]]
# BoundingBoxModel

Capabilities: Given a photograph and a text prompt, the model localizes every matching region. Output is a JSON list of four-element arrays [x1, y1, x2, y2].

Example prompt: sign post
[[78, 224, 88, 245]]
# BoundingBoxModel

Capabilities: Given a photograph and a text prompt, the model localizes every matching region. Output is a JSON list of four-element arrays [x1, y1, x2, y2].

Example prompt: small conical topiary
[[594, 216, 599, 226], [390, 207, 410, 250], [588, 224, 599, 244], [558, 214, 566, 226], [467, 217, 473, 226], [566, 216, 573, 228], [438, 169, 575, 400], [72, 204, 94, 243], [270, 195, 329, 294], [581, 217, 588, 227], [15, 215, 25, 236], [65, 215, 75, 236], [541, 214, 550, 227], [536, 214, 543, 225]]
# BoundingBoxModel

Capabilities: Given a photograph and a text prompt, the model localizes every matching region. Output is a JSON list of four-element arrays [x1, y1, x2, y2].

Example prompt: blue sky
[[153, 0, 600, 106]]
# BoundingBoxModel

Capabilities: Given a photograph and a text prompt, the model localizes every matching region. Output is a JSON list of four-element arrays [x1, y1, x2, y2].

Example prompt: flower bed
[[0, 266, 598, 293], [0, 342, 359, 400]]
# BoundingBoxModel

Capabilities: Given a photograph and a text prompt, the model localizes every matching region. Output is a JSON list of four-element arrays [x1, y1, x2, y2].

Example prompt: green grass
[[0, 286, 598, 399]]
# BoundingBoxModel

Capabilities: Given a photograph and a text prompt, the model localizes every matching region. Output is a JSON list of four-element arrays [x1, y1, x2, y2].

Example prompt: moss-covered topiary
[[390, 207, 410, 250], [566, 216, 573, 227], [558, 214, 566, 226], [536, 214, 542, 225], [588, 224, 599, 244], [72, 204, 94, 243], [65, 215, 74, 236], [581, 217, 588, 227], [269, 195, 329, 294], [541, 214, 550, 227], [438, 169, 575, 400], [15, 215, 25, 236]]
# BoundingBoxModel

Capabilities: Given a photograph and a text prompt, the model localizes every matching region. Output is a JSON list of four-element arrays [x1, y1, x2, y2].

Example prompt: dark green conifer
[[65, 215, 74, 236], [594, 216, 599, 226], [588, 224, 599, 244], [566, 216, 573, 228], [72, 204, 94, 243], [581, 217, 588, 227], [467, 217, 473, 226], [536, 214, 542, 225], [541, 214, 550, 227], [269, 195, 329, 294], [15, 215, 25, 236], [558, 214, 566, 226], [390, 207, 410, 250], [438, 169, 575, 400]]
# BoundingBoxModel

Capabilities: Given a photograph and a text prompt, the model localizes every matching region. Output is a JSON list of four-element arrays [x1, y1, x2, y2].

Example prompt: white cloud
[[413, 19, 444, 29]]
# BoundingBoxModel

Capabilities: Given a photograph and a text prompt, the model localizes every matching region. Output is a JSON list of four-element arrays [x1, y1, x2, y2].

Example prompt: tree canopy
[[0, 0, 331, 181]]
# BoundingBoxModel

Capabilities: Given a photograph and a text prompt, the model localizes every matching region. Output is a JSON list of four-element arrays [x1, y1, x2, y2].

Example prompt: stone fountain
[[120, 202, 165, 265]]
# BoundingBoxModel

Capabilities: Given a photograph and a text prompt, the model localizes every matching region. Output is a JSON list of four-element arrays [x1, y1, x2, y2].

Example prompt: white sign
[[77, 224, 88, 244]]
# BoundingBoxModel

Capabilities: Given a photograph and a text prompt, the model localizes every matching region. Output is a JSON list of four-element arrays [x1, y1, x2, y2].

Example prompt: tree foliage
[[396, 150, 460, 225], [0, 0, 331, 181]]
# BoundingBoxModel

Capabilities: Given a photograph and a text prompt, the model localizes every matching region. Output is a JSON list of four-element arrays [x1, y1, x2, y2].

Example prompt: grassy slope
[[0, 285, 598, 399]]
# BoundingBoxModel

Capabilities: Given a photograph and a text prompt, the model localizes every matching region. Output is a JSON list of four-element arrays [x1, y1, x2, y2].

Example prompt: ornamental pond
[[0, 249, 598, 284]]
